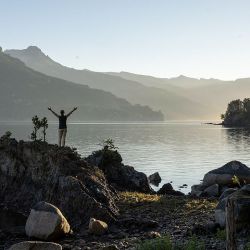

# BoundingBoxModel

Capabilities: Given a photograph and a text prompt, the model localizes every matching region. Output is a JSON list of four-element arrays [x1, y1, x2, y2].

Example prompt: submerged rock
[[0, 138, 118, 230], [148, 172, 162, 186], [86, 148, 152, 193], [8, 241, 62, 250], [25, 201, 70, 240]]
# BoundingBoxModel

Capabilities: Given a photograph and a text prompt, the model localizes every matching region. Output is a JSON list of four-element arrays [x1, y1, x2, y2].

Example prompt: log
[[226, 198, 237, 250]]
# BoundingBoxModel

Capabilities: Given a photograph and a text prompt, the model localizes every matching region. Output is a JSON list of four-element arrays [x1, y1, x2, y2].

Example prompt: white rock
[[25, 201, 70, 240]]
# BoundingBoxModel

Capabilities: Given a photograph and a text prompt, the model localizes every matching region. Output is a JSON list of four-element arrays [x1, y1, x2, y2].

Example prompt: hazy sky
[[1, 0, 250, 80]]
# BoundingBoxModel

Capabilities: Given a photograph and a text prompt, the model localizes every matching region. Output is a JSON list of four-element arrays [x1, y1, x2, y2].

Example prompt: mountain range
[[4, 46, 250, 120], [5, 46, 211, 119], [0, 50, 163, 121]]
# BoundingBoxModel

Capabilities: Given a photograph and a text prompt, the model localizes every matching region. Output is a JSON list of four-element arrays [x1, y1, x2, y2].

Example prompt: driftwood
[[226, 198, 237, 250]]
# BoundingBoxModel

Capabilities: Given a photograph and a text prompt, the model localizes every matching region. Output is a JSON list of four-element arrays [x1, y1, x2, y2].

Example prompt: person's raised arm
[[48, 107, 59, 118], [66, 107, 78, 118]]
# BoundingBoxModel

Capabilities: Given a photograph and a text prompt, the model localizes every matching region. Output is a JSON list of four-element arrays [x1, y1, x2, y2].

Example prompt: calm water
[[1, 121, 250, 193]]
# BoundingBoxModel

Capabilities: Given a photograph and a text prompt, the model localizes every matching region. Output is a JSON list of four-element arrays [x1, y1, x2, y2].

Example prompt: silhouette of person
[[48, 107, 77, 146]]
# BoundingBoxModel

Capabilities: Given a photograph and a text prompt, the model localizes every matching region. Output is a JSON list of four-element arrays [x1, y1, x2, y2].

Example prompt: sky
[[1, 0, 250, 80]]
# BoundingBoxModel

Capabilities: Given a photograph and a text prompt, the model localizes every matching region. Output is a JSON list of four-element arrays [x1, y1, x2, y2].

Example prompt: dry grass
[[119, 192, 217, 214]]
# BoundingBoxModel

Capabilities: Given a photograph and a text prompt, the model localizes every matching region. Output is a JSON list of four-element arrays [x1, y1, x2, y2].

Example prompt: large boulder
[[148, 172, 161, 186], [203, 161, 250, 187], [86, 148, 152, 193], [215, 186, 250, 229], [0, 138, 118, 230], [8, 241, 62, 250], [25, 202, 70, 240]]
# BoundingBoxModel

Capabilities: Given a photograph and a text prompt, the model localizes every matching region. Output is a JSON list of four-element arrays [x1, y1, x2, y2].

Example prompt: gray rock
[[190, 184, 207, 197], [215, 189, 250, 229], [25, 202, 70, 240], [241, 184, 250, 193], [219, 188, 238, 200], [203, 161, 250, 186], [148, 172, 162, 186], [203, 184, 219, 197], [8, 241, 62, 250], [215, 207, 226, 228]]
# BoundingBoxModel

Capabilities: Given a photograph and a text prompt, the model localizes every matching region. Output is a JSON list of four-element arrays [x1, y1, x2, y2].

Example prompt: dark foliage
[[221, 98, 250, 127]]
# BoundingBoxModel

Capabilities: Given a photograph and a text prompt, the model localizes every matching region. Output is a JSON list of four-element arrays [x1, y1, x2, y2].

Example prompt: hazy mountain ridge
[[107, 71, 250, 119], [5, 46, 215, 119], [0, 51, 163, 121], [107, 71, 223, 89]]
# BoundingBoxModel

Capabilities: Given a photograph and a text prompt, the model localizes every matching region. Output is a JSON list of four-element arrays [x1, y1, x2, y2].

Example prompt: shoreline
[[0, 138, 250, 249]]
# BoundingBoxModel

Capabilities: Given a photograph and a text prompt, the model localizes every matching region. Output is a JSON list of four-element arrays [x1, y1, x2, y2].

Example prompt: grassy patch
[[136, 235, 172, 250], [136, 235, 205, 250], [119, 192, 217, 215]]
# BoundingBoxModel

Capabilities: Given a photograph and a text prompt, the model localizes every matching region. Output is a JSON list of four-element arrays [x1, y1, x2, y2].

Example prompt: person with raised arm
[[48, 107, 77, 146]]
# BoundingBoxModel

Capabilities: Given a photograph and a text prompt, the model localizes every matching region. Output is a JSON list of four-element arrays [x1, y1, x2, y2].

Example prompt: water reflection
[[225, 128, 250, 151]]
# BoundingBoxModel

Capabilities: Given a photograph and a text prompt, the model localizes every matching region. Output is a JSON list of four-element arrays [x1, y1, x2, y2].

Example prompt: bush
[[99, 138, 118, 151], [183, 236, 205, 250], [216, 229, 226, 240], [0, 131, 12, 142]]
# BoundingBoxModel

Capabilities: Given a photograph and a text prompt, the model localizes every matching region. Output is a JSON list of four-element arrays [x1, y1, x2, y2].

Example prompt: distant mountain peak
[[25, 46, 44, 54], [177, 74, 186, 78], [173, 75, 194, 81], [27, 45, 41, 51], [5, 46, 45, 57]]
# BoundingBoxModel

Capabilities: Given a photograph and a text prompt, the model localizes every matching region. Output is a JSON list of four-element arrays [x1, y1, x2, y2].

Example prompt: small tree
[[99, 138, 118, 151], [31, 115, 41, 141], [40, 117, 48, 142], [0, 131, 12, 142], [31, 115, 48, 142]]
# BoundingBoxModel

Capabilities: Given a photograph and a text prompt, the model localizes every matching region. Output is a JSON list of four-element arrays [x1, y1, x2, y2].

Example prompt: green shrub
[[136, 236, 172, 250], [216, 229, 226, 240], [183, 236, 205, 250]]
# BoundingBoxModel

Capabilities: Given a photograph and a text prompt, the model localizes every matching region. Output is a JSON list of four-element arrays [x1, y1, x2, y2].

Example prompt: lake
[[1, 121, 250, 193]]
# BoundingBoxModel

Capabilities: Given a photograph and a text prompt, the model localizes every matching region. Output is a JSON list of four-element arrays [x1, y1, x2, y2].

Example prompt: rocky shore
[[1, 134, 250, 249]]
